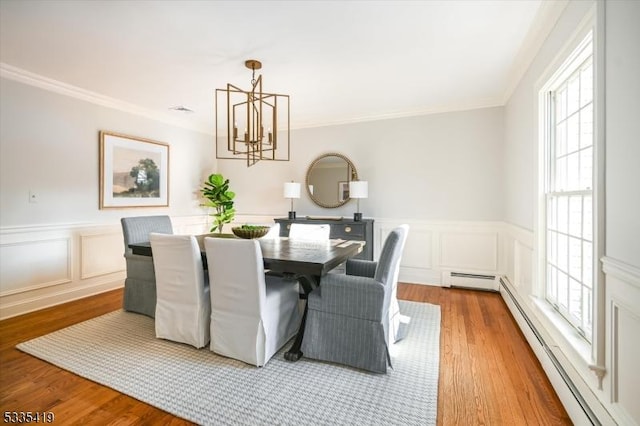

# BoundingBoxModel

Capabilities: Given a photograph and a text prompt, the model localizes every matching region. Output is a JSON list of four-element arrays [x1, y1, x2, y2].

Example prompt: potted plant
[[201, 173, 236, 233]]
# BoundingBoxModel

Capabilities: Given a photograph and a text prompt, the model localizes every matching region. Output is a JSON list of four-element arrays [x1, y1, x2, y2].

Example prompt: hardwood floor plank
[[0, 285, 570, 424], [476, 296, 527, 425]]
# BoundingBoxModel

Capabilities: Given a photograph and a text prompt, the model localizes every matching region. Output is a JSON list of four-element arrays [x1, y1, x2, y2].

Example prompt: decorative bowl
[[232, 226, 270, 239]]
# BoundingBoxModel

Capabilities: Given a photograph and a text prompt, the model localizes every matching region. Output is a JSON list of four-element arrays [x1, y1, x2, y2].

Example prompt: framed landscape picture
[[99, 131, 169, 209]]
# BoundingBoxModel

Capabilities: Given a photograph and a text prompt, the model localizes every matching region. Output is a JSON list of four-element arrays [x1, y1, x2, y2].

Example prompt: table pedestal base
[[284, 274, 316, 362]]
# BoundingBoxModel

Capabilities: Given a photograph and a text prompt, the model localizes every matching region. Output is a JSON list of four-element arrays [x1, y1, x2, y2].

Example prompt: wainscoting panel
[[80, 232, 126, 279], [603, 257, 640, 426], [0, 224, 124, 319], [0, 237, 71, 296], [514, 239, 533, 290], [501, 223, 535, 290], [0, 215, 505, 315], [0, 215, 209, 320], [440, 231, 498, 271], [174, 217, 211, 236], [375, 225, 434, 268], [374, 220, 503, 287], [375, 222, 441, 285], [403, 229, 433, 269]]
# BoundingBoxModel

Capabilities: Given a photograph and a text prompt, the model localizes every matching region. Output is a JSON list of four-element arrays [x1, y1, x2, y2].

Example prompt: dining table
[[128, 234, 365, 361]]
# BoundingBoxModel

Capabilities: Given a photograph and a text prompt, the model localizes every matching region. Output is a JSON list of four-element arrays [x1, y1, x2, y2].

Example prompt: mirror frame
[[305, 153, 358, 208]]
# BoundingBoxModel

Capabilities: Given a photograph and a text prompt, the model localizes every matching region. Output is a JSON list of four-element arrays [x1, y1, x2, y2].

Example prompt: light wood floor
[[1, 284, 571, 425]]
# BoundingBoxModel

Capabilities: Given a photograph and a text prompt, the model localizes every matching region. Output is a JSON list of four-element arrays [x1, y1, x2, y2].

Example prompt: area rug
[[17, 301, 440, 425]]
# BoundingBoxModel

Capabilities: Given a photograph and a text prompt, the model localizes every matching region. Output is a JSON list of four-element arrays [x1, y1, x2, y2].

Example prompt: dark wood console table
[[274, 217, 374, 261]]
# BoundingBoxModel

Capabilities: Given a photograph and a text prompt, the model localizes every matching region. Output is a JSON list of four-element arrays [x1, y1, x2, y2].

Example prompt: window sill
[[529, 295, 593, 367]]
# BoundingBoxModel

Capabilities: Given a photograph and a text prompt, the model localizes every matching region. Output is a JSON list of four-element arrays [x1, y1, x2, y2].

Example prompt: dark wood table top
[[129, 234, 365, 362], [129, 235, 365, 277]]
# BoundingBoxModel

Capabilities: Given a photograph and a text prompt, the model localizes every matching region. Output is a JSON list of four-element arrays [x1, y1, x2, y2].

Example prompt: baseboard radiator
[[499, 277, 600, 425], [447, 272, 499, 291]]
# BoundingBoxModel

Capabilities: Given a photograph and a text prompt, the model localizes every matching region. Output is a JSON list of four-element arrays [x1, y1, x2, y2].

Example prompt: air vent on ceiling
[[169, 105, 194, 113]]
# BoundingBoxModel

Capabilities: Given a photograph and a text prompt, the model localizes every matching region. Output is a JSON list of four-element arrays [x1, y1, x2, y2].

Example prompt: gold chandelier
[[215, 60, 290, 167]]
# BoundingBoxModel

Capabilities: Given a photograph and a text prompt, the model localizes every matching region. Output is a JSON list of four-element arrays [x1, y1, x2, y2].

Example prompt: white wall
[[6, 4, 638, 420], [502, 0, 640, 424], [1, 74, 507, 317], [503, 1, 594, 231], [503, 0, 596, 419], [6, 3, 638, 422], [0, 77, 215, 318], [601, 1, 640, 424], [219, 107, 505, 222], [214, 104, 507, 292], [0, 78, 214, 228], [604, 0, 640, 268]]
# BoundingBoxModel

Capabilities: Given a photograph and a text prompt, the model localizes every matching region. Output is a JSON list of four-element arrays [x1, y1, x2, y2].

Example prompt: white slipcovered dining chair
[[150, 233, 210, 348], [288, 223, 330, 241], [204, 237, 301, 367], [261, 223, 281, 239]]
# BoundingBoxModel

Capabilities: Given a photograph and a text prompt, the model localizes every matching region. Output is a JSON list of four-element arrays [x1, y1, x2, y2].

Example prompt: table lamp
[[349, 180, 368, 221], [284, 181, 301, 219]]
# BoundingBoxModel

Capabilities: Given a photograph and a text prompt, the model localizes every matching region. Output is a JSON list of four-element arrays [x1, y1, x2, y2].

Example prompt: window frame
[[536, 20, 605, 372], [542, 38, 595, 341]]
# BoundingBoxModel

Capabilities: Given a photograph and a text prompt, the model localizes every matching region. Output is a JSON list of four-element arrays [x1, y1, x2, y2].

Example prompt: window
[[542, 32, 594, 342]]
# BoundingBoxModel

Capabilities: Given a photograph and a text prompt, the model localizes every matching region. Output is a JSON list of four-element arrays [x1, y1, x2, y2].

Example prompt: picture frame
[[99, 131, 169, 209], [338, 181, 350, 202]]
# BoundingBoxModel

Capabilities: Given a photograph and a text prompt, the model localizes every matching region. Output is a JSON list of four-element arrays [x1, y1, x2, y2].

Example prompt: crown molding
[[291, 97, 505, 130], [0, 63, 212, 135], [2, 62, 503, 133], [501, 0, 570, 104]]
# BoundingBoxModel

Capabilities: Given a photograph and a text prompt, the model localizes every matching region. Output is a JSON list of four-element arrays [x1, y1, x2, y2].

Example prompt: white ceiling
[[0, 0, 561, 134]]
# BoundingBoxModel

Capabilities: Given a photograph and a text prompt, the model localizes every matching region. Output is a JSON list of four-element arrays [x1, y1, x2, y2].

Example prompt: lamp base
[[288, 211, 297, 219], [353, 212, 363, 221]]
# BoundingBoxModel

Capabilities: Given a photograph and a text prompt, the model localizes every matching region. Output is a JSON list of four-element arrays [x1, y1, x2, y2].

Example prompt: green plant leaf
[[208, 173, 224, 186], [201, 172, 235, 233]]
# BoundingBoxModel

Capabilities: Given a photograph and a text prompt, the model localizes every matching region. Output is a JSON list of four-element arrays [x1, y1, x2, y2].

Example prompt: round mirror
[[306, 153, 358, 208]]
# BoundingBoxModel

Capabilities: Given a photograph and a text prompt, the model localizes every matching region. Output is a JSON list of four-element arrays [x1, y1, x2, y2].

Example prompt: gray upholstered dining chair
[[346, 224, 410, 343], [300, 225, 408, 373], [120, 215, 173, 317], [150, 233, 210, 348]]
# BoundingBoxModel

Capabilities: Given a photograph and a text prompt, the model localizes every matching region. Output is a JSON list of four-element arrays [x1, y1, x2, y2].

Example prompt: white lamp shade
[[349, 181, 368, 198], [283, 182, 301, 199]]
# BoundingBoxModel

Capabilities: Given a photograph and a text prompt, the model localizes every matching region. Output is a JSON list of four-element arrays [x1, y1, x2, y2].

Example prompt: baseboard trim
[[499, 277, 602, 425], [0, 279, 123, 320]]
